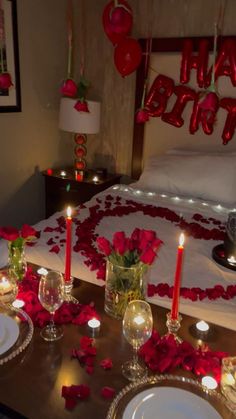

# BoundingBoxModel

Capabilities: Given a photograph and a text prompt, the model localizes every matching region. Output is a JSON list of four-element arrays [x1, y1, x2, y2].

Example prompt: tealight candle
[[37, 267, 49, 276], [0, 274, 17, 304], [60, 170, 66, 177], [227, 255, 236, 266], [92, 175, 99, 183], [12, 299, 25, 309], [201, 376, 218, 390], [196, 320, 210, 332], [88, 318, 101, 329]]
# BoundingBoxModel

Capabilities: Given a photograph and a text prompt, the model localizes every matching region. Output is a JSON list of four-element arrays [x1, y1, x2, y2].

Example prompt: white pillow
[[137, 154, 236, 205]]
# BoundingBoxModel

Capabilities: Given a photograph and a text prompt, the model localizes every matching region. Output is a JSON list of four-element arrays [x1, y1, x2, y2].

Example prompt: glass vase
[[8, 243, 27, 281], [104, 260, 147, 320]]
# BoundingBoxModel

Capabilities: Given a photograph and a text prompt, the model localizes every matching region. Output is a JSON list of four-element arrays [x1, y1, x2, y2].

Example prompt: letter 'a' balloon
[[102, 0, 133, 46], [114, 37, 142, 77]]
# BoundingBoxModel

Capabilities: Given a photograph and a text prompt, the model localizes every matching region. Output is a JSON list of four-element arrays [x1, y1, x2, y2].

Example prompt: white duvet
[[0, 184, 236, 331]]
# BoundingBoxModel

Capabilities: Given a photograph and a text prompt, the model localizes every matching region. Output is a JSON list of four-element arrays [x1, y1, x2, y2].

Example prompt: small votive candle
[[196, 320, 210, 332], [88, 318, 101, 329], [201, 376, 218, 390], [227, 255, 236, 266], [12, 299, 25, 309], [92, 176, 99, 183], [60, 170, 66, 178], [37, 267, 48, 276]]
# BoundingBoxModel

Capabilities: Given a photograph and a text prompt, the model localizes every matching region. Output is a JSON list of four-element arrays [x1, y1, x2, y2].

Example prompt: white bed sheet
[[0, 184, 236, 331]]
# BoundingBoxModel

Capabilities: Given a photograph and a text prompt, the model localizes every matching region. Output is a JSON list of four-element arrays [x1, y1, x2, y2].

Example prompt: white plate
[[0, 313, 19, 355], [123, 387, 221, 419]]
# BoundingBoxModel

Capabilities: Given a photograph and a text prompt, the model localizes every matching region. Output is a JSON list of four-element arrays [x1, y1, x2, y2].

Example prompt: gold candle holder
[[165, 312, 182, 344]]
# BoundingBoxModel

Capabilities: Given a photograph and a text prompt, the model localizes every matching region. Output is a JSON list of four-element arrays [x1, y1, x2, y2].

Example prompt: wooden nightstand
[[43, 168, 122, 217]]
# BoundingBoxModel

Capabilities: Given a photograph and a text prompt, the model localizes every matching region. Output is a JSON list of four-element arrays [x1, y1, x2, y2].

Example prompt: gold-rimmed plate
[[0, 303, 34, 365], [106, 375, 235, 419]]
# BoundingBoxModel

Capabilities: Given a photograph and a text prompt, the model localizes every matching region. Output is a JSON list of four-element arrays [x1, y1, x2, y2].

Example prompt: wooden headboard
[[131, 36, 236, 179]]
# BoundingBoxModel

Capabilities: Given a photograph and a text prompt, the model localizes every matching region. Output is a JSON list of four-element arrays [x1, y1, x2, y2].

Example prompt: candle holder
[[64, 277, 77, 303], [165, 312, 182, 344]]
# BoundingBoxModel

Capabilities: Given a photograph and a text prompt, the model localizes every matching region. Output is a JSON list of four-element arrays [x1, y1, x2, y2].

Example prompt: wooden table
[[0, 278, 235, 419]]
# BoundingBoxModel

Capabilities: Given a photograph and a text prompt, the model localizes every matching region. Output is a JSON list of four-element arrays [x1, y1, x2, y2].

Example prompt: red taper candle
[[64, 206, 72, 281], [171, 233, 185, 320]]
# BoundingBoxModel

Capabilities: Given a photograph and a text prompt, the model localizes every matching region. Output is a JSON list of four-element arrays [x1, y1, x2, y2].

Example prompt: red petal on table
[[77, 384, 90, 399], [65, 397, 77, 410], [85, 365, 94, 375], [100, 358, 113, 370], [47, 238, 55, 245], [80, 336, 94, 349], [101, 386, 116, 399], [44, 226, 54, 232], [49, 245, 60, 254]]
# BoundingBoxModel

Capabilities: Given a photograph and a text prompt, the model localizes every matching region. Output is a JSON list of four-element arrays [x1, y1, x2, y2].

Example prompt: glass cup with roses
[[97, 228, 162, 319], [0, 224, 37, 281]]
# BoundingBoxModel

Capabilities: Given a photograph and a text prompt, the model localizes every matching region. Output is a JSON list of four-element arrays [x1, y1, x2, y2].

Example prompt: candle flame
[[67, 206, 72, 217], [179, 233, 185, 247]]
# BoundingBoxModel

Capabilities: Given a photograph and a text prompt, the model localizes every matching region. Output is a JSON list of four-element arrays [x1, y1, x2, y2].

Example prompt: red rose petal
[[100, 358, 113, 370], [101, 386, 116, 399]]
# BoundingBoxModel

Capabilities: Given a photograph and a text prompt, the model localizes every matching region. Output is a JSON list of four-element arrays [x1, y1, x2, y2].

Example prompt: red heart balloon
[[102, 0, 133, 45], [114, 38, 142, 77]]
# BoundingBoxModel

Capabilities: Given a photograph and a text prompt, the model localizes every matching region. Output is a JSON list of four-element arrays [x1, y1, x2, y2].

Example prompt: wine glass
[[122, 300, 153, 381], [38, 271, 64, 341]]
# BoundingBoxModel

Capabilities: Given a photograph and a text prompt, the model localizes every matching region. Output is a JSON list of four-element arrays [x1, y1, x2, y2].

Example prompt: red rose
[[136, 108, 149, 123], [60, 78, 77, 97], [74, 100, 89, 112], [140, 247, 156, 265], [21, 224, 37, 239], [0, 72, 13, 89], [0, 226, 19, 241], [113, 231, 127, 255], [97, 237, 112, 256]]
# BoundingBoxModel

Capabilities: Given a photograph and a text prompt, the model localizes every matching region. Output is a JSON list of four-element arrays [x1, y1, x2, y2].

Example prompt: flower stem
[[67, 44, 72, 79]]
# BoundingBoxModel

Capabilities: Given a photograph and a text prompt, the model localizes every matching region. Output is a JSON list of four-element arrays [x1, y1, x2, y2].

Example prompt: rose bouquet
[[0, 224, 37, 280], [97, 228, 163, 318]]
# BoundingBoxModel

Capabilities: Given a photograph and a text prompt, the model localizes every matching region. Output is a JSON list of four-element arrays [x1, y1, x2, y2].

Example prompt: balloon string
[[79, 0, 85, 77], [210, 22, 218, 88], [114, 0, 118, 7], [141, 38, 152, 108], [67, 0, 73, 78], [0, 48, 3, 73]]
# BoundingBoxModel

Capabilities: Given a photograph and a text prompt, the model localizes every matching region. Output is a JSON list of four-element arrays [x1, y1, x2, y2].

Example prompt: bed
[[1, 37, 236, 332]]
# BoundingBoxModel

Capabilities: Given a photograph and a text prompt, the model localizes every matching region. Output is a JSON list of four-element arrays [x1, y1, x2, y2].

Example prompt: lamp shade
[[59, 98, 101, 134]]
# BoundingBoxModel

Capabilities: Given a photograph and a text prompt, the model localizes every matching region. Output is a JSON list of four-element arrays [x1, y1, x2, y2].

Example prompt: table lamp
[[59, 97, 101, 174]]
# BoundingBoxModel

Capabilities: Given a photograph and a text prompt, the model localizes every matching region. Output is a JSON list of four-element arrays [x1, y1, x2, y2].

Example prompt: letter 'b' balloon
[[114, 38, 142, 77]]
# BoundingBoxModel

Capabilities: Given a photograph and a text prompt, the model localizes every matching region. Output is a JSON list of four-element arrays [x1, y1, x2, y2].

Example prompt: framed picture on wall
[[0, 0, 21, 112]]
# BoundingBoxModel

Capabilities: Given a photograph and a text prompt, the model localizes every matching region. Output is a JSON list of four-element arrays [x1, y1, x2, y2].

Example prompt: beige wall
[[0, 0, 73, 227], [1, 0, 236, 226]]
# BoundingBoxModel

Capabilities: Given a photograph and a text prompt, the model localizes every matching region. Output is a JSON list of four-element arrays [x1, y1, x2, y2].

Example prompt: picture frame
[[0, 0, 21, 112]]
